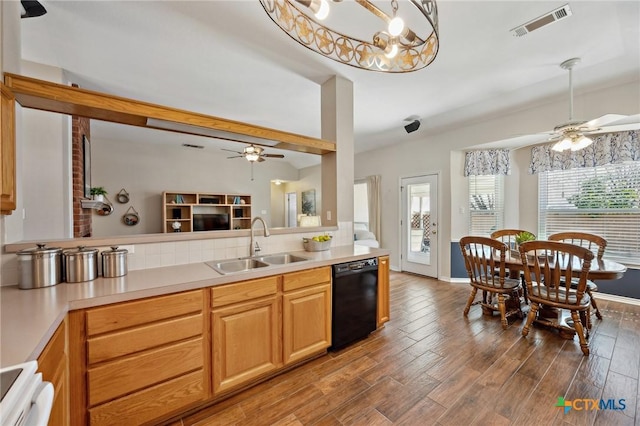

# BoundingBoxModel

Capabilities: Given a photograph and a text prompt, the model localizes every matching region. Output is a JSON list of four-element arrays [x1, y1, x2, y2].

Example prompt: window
[[353, 181, 369, 230], [538, 162, 640, 265], [469, 175, 504, 236]]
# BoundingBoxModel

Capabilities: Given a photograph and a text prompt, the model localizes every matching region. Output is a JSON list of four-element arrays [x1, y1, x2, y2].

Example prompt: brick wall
[[72, 90, 92, 237]]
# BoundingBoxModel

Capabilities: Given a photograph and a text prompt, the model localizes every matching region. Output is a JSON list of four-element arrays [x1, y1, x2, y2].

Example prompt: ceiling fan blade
[[263, 154, 285, 158], [221, 148, 242, 154], [586, 114, 627, 128], [593, 114, 640, 133], [227, 155, 243, 159], [258, 157, 266, 162]]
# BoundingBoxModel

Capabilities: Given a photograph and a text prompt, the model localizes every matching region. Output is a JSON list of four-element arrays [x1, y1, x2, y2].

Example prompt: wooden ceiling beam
[[4, 73, 336, 155]]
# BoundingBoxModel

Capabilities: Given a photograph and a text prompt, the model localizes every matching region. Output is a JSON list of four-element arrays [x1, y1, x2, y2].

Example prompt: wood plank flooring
[[170, 271, 640, 426]]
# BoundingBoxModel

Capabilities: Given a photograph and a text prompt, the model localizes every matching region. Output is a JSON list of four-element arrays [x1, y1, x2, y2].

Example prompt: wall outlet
[[261, 210, 267, 215], [326, 210, 331, 221]]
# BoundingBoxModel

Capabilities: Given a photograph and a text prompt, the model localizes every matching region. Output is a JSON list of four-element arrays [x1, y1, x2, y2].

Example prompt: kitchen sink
[[207, 258, 270, 275], [206, 253, 310, 274], [255, 253, 310, 265]]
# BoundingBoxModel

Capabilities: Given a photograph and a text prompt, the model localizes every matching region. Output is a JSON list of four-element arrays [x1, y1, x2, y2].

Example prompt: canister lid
[[101, 246, 128, 257], [63, 246, 99, 256], [17, 243, 62, 256]]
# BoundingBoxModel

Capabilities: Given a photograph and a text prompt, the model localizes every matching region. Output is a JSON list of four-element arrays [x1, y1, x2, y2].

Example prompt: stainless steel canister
[[101, 246, 128, 278], [16, 244, 63, 289], [64, 246, 98, 283]]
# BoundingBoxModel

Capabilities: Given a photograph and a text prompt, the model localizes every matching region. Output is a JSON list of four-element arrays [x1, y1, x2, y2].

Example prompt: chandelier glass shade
[[259, 0, 440, 73]]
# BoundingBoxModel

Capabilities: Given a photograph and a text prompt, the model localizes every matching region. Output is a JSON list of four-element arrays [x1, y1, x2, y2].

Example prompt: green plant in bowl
[[515, 231, 536, 246]]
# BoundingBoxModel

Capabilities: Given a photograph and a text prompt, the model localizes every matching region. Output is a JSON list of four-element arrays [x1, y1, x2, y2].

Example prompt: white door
[[401, 174, 438, 277], [285, 192, 297, 227]]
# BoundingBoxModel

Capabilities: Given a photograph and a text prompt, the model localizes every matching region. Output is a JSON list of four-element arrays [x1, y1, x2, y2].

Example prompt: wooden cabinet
[[163, 191, 252, 233], [377, 256, 390, 327], [1, 83, 16, 215], [211, 276, 281, 395], [37, 319, 68, 426], [282, 267, 332, 365], [69, 290, 209, 426]]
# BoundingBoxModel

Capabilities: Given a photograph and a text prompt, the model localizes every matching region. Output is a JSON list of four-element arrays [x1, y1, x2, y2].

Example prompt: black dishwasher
[[330, 258, 378, 350]]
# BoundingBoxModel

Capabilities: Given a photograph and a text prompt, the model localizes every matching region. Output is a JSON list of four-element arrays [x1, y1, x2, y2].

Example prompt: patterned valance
[[464, 149, 510, 176], [529, 130, 639, 174]]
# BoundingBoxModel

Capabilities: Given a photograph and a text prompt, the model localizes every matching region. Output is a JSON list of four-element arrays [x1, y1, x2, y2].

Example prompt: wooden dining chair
[[519, 240, 594, 356], [459, 236, 524, 329], [548, 232, 606, 321], [490, 229, 536, 302]]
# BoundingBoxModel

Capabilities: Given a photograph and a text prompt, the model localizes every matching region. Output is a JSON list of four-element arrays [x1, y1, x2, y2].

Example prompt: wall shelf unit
[[163, 192, 252, 233]]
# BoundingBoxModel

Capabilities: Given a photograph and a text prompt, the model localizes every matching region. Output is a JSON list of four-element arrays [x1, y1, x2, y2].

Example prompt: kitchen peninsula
[[1, 244, 390, 425]]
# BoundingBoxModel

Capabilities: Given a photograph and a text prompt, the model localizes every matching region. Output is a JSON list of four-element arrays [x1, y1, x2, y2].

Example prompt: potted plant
[[90, 187, 107, 203], [515, 231, 536, 246]]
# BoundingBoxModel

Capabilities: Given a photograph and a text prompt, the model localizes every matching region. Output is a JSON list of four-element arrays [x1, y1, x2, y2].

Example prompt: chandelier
[[259, 0, 440, 73]]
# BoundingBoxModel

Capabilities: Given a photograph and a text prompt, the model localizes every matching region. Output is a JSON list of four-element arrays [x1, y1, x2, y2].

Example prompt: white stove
[[0, 361, 53, 426]]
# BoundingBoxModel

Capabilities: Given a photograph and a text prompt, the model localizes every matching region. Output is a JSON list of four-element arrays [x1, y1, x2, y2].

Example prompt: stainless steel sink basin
[[207, 258, 269, 275], [256, 253, 310, 265], [206, 253, 310, 274]]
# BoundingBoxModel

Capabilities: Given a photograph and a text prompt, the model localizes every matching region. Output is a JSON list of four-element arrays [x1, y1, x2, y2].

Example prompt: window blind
[[469, 175, 504, 236], [538, 162, 640, 265]]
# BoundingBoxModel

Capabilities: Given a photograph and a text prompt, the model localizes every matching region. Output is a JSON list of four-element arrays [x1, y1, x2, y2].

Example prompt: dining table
[[502, 248, 627, 280], [497, 248, 628, 339]]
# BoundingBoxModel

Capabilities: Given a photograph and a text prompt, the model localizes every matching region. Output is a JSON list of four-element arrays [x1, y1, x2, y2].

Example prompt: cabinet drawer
[[89, 370, 205, 426], [86, 290, 203, 336], [211, 276, 279, 308], [283, 267, 331, 292], [88, 337, 204, 406], [88, 314, 203, 364]]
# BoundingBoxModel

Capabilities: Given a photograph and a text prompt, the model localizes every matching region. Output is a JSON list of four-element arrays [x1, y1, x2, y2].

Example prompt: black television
[[193, 213, 230, 231]]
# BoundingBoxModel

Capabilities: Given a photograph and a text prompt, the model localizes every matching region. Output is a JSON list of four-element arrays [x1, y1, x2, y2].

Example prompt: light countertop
[[1, 245, 388, 367]]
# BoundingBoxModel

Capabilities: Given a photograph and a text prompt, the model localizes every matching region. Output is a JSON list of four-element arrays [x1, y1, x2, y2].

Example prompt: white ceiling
[[19, 1, 640, 168]]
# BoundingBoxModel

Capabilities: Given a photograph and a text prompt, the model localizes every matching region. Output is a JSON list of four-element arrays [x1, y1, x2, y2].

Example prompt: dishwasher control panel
[[333, 257, 378, 274]]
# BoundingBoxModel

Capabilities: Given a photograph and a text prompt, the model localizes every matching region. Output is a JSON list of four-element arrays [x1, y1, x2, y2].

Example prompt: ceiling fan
[[546, 57, 601, 152], [500, 58, 640, 151], [223, 144, 285, 162], [223, 144, 285, 181]]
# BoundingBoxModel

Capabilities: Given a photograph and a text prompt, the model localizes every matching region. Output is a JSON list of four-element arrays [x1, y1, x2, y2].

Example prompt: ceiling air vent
[[182, 143, 204, 149], [510, 4, 572, 37]]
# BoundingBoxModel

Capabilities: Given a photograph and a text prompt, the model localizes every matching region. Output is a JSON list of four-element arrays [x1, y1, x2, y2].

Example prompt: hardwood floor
[[171, 271, 640, 426]]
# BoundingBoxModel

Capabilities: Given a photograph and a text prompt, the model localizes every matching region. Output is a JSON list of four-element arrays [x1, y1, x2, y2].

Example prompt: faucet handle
[[254, 241, 261, 253]]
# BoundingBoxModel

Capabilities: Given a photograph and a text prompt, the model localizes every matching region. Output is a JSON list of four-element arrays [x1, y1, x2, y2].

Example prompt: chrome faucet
[[250, 216, 270, 257]]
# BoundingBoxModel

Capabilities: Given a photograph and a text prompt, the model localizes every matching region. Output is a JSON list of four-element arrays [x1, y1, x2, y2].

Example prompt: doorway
[[400, 174, 438, 277], [285, 192, 297, 227]]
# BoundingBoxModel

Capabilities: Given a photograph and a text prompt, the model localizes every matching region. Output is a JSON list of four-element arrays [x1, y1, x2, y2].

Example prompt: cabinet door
[[377, 256, 390, 327], [1, 83, 16, 215], [212, 295, 281, 394], [38, 319, 68, 426], [283, 283, 332, 365]]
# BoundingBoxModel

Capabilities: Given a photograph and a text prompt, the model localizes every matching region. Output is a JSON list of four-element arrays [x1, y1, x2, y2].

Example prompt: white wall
[[356, 78, 640, 280]]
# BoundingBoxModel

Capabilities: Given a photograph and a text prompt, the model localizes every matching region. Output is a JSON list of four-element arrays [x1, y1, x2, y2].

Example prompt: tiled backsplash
[[1, 222, 353, 286]]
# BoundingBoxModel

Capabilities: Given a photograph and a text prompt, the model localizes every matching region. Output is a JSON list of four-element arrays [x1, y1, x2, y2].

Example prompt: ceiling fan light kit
[[259, 0, 439, 73]]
